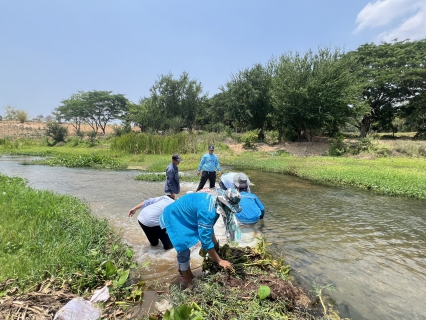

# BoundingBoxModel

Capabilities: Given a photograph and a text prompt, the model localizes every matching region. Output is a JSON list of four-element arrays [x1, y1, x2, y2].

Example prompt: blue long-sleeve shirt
[[197, 153, 221, 172], [235, 191, 265, 224], [159, 193, 219, 253], [164, 162, 180, 194]]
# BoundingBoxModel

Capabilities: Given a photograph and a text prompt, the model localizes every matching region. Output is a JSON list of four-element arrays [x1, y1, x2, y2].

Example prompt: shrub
[[241, 129, 260, 148], [264, 130, 279, 145], [45, 122, 68, 145], [76, 129, 85, 140], [112, 124, 132, 137], [328, 133, 346, 156], [16, 110, 28, 123], [86, 130, 98, 143]]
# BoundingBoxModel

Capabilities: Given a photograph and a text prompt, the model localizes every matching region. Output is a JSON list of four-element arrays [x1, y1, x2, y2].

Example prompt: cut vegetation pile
[[147, 240, 341, 320]]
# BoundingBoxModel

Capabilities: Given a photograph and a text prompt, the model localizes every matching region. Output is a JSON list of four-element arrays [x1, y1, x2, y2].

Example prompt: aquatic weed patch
[[135, 172, 199, 182], [21, 153, 126, 169], [294, 157, 426, 199]]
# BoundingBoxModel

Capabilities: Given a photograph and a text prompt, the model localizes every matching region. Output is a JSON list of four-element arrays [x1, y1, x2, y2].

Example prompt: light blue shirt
[[159, 193, 219, 253], [197, 153, 220, 172], [235, 191, 264, 224]]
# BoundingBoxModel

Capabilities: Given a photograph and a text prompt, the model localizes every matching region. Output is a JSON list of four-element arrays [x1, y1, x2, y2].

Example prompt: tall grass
[[110, 132, 230, 155], [0, 174, 135, 297], [384, 140, 426, 157]]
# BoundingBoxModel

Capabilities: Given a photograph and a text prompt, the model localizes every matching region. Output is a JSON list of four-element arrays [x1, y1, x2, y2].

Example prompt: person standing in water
[[165, 153, 182, 199], [159, 189, 242, 286], [196, 145, 221, 191], [128, 195, 175, 250]]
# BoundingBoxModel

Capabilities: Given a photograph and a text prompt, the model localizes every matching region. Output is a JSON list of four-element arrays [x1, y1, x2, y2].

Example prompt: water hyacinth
[[21, 154, 126, 170]]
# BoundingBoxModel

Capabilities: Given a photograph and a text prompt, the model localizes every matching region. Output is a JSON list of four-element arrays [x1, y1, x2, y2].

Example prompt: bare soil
[[228, 140, 330, 156], [0, 120, 114, 139]]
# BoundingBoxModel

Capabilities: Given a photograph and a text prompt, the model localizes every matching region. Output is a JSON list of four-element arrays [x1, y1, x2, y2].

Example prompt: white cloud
[[378, 9, 426, 41], [354, 0, 426, 41]]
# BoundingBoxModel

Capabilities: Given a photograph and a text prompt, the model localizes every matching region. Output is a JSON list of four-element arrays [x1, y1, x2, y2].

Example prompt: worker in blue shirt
[[164, 153, 182, 199], [196, 145, 221, 191], [159, 189, 242, 286], [234, 173, 265, 223]]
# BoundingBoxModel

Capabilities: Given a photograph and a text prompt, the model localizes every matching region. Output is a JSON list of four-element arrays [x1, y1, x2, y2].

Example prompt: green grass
[[2, 134, 426, 199], [0, 174, 137, 299], [135, 172, 199, 182], [222, 153, 426, 199]]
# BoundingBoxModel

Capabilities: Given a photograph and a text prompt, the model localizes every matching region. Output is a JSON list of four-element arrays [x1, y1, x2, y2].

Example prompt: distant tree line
[[53, 39, 426, 140]]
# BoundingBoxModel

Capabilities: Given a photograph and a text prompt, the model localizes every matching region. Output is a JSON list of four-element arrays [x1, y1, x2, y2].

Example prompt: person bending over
[[128, 195, 174, 250], [159, 189, 241, 285]]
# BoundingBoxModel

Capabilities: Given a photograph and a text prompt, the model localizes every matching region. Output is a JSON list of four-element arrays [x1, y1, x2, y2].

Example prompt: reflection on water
[[247, 169, 426, 320], [1, 156, 426, 320]]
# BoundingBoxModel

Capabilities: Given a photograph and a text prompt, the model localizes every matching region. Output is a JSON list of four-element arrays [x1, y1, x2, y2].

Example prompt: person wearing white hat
[[233, 172, 265, 223], [219, 172, 251, 193]]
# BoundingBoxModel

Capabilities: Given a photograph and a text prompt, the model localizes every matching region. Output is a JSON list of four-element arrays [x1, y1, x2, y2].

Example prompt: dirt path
[[228, 140, 330, 156]]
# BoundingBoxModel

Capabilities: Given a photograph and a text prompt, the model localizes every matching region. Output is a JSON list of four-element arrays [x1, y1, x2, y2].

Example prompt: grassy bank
[[2, 134, 426, 200], [0, 174, 141, 316], [0, 173, 335, 319], [222, 152, 426, 199]]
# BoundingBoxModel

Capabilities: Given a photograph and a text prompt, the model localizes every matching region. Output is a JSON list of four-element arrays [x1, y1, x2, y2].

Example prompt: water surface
[[1, 156, 425, 320]]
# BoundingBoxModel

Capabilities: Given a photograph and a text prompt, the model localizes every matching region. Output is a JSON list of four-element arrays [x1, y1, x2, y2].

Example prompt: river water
[[1, 155, 425, 320]]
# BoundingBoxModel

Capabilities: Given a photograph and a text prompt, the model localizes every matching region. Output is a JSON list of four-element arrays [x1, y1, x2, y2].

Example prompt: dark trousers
[[196, 171, 216, 191], [138, 221, 174, 250], [218, 180, 227, 190]]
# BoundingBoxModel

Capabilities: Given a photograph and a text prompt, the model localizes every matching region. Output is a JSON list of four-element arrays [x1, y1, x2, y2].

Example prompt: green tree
[[54, 92, 86, 132], [127, 98, 153, 132], [271, 47, 354, 141], [400, 91, 426, 138], [16, 110, 28, 123], [146, 72, 207, 133], [55, 91, 130, 134], [218, 63, 273, 139], [82, 91, 129, 134], [348, 39, 426, 137]]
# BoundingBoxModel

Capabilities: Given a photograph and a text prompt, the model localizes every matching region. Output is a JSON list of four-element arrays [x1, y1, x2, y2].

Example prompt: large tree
[[54, 90, 129, 134], [54, 92, 86, 132], [139, 72, 207, 133], [82, 91, 129, 134], [271, 47, 355, 141], [348, 39, 426, 137], [218, 63, 273, 139]]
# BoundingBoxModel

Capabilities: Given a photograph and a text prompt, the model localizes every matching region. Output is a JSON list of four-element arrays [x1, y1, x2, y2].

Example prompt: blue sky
[[1, 0, 426, 118]]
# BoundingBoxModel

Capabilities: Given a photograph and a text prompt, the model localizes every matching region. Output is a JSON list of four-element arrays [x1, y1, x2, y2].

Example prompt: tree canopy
[[347, 39, 426, 137], [271, 47, 355, 141], [54, 90, 129, 134], [50, 38, 426, 141], [129, 72, 207, 133]]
